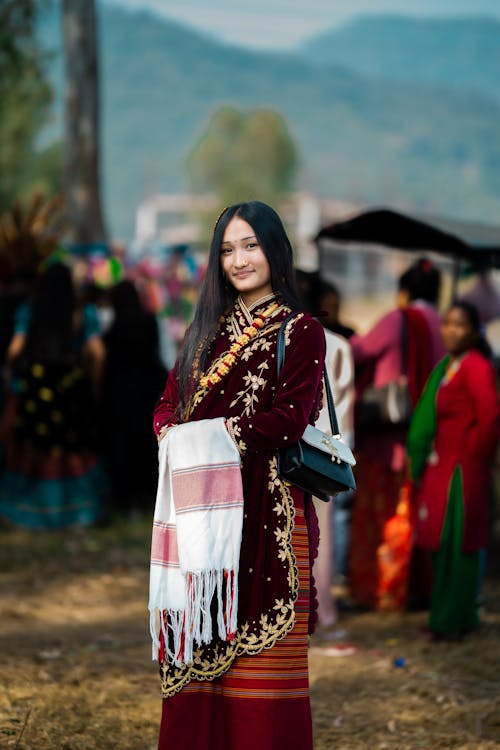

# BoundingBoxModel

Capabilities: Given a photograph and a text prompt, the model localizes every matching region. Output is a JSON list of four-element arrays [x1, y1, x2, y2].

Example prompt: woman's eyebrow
[[221, 235, 257, 245]]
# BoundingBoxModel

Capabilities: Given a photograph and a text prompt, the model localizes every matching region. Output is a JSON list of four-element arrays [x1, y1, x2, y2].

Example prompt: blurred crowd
[[0, 246, 499, 642], [0, 241, 203, 526], [299, 258, 500, 641]]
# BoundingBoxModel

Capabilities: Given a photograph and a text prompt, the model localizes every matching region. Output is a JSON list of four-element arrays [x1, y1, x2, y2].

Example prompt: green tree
[[0, 0, 61, 209], [187, 106, 298, 238]]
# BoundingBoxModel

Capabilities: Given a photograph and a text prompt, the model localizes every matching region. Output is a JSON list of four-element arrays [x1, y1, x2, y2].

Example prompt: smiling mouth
[[233, 270, 253, 278]]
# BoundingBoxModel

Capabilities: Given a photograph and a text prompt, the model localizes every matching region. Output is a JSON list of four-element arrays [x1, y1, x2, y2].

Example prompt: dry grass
[[0, 519, 499, 750], [309, 600, 500, 750]]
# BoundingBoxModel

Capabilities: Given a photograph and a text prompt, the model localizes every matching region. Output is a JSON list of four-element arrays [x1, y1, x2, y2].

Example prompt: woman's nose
[[234, 251, 248, 268]]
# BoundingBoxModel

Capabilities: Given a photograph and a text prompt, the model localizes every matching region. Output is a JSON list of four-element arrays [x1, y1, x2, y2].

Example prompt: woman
[[0, 263, 107, 528], [102, 280, 167, 513], [152, 202, 326, 750], [349, 257, 444, 609], [296, 271, 355, 627], [407, 301, 499, 639], [317, 279, 356, 603]]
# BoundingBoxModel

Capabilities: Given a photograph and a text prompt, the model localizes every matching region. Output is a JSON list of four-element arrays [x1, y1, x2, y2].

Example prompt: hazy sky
[[110, 0, 500, 49]]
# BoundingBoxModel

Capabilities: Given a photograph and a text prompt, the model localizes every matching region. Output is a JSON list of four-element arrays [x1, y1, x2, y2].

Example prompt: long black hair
[[177, 201, 301, 412], [22, 262, 76, 366], [449, 299, 493, 359]]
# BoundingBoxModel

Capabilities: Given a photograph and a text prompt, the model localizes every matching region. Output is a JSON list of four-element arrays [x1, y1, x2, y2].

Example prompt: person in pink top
[[348, 258, 445, 609]]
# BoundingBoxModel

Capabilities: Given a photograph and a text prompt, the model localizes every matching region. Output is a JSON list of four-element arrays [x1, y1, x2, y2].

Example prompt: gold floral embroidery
[[283, 312, 304, 346], [159, 456, 298, 698], [159, 305, 307, 697], [240, 334, 275, 362], [198, 302, 278, 390], [226, 416, 247, 455], [186, 302, 283, 418], [229, 362, 269, 416], [227, 296, 286, 345]]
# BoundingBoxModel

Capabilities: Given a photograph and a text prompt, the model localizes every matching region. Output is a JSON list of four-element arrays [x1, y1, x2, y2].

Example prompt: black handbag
[[356, 311, 412, 429], [357, 378, 412, 428], [276, 315, 356, 503]]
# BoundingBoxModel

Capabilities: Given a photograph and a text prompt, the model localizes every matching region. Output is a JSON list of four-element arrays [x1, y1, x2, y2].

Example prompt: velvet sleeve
[[153, 366, 181, 437], [463, 353, 500, 462], [229, 315, 326, 454]]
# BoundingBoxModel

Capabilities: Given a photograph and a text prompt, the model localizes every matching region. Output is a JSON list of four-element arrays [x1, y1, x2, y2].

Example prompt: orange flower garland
[[199, 301, 279, 389]]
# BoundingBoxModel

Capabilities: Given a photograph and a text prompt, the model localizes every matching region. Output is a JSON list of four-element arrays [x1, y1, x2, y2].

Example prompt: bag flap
[[302, 425, 356, 466]]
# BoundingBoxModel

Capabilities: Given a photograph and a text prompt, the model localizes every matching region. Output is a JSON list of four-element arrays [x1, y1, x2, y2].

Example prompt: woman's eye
[[221, 247, 232, 255], [246, 242, 258, 250]]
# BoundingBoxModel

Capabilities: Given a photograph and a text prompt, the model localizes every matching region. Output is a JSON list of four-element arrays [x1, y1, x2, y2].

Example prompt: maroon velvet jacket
[[153, 295, 326, 696]]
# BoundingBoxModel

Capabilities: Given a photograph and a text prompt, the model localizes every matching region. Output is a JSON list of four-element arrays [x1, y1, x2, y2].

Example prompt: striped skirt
[[157, 503, 313, 750]]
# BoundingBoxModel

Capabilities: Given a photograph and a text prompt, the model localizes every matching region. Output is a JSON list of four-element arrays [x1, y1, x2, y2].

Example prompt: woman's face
[[220, 216, 272, 306], [441, 306, 475, 356]]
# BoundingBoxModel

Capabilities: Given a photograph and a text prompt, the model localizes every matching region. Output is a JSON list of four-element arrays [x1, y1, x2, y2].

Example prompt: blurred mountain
[[301, 15, 500, 101], [38, 4, 500, 240]]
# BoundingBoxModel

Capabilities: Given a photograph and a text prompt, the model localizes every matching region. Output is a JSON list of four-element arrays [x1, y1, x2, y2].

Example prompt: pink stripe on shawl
[[171, 463, 244, 513], [151, 522, 179, 567]]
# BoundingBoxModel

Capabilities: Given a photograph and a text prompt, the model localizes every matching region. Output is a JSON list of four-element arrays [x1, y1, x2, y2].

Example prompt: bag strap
[[276, 313, 340, 436]]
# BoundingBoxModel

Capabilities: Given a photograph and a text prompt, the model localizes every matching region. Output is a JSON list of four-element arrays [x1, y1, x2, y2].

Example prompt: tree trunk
[[62, 0, 108, 244]]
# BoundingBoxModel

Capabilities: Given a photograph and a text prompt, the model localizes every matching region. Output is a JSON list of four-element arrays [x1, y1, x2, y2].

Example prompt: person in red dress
[[408, 301, 500, 638], [349, 258, 444, 609], [152, 202, 326, 750]]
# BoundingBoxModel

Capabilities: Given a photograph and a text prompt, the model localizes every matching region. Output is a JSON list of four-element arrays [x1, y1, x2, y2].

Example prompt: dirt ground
[[0, 518, 499, 750]]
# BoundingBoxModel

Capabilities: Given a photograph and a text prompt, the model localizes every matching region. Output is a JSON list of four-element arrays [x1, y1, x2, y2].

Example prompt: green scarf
[[407, 356, 449, 482]]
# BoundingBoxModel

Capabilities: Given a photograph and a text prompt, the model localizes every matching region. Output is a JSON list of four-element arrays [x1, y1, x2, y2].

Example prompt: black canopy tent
[[315, 209, 500, 280]]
